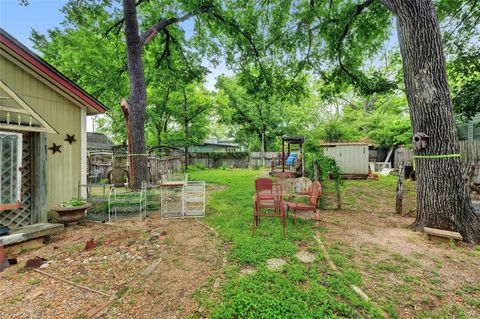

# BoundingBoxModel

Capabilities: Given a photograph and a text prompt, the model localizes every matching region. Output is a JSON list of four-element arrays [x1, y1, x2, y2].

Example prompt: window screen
[[0, 132, 22, 211]]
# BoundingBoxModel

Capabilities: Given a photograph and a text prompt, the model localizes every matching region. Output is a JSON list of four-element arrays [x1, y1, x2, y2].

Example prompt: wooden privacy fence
[[395, 140, 479, 169], [189, 152, 249, 168], [249, 152, 281, 168], [395, 140, 480, 215], [459, 140, 480, 161], [148, 156, 184, 182], [188, 152, 282, 169], [88, 155, 183, 184]]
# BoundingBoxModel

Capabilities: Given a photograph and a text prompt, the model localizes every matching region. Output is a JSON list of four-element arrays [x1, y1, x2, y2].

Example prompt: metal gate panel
[[0, 133, 32, 229]]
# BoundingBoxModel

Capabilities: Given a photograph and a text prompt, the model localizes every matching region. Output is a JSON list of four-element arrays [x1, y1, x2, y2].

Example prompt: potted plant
[[51, 198, 92, 225]]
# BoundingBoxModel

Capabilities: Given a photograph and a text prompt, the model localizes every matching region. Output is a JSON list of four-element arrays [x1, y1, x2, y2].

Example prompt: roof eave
[[0, 29, 107, 114]]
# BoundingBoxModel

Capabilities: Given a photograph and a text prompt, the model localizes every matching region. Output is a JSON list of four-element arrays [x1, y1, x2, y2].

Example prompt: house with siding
[[188, 137, 244, 153], [0, 29, 106, 235], [457, 113, 480, 141]]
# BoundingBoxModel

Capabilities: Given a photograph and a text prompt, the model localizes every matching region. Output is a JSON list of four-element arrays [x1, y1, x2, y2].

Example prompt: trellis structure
[[0, 132, 32, 229]]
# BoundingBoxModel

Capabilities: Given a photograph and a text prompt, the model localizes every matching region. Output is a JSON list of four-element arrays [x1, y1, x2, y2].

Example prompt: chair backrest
[[271, 183, 282, 196], [293, 177, 312, 194], [309, 181, 322, 206], [272, 184, 283, 207], [108, 168, 128, 187], [286, 152, 297, 165], [255, 178, 273, 192]]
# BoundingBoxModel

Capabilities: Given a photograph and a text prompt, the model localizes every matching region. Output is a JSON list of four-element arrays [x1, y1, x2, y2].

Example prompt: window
[[0, 132, 22, 211]]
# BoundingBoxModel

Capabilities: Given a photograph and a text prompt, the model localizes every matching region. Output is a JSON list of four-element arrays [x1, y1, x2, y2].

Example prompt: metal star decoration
[[64, 134, 77, 144], [48, 143, 62, 154]]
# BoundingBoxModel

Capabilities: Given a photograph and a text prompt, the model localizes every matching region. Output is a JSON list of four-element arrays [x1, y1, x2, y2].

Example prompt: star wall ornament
[[65, 134, 77, 144], [48, 143, 62, 154]]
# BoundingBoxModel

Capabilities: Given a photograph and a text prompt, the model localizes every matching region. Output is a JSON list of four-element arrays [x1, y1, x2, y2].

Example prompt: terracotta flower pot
[[51, 203, 92, 225], [0, 246, 9, 272]]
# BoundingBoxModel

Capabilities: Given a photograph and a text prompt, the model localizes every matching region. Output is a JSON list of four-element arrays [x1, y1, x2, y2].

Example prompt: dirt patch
[[266, 258, 287, 270], [296, 251, 316, 264], [239, 266, 256, 276], [0, 218, 222, 319], [206, 183, 228, 192], [321, 209, 480, 318]]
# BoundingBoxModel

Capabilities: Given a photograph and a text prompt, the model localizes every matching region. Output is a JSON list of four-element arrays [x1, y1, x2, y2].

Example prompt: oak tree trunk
[[183, 88, 189, 171], [385, 0, 480, 243], [122, 0, 148, 188]]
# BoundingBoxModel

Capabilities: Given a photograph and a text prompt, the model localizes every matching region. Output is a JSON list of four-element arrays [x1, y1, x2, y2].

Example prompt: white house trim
[[80, 108, 87, 198]]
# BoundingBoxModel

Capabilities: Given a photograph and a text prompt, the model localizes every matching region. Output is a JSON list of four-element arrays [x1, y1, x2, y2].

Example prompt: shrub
[[194, 163, 206, 170]]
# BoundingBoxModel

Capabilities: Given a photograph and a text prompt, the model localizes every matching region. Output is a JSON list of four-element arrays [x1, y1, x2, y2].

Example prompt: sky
[[0, 0, 231, 89], [0, 0, 232, 131]]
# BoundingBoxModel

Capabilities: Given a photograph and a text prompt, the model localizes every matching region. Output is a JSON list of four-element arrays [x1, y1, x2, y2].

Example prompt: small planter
[[51, 203, 92, 225]]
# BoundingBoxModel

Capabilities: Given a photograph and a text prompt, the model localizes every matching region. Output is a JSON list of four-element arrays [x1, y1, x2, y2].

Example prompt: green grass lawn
[[189, 169, 386, 318]]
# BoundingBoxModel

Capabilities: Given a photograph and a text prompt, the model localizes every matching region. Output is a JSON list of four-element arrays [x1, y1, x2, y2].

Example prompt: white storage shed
[[321, 142, 370, 177]]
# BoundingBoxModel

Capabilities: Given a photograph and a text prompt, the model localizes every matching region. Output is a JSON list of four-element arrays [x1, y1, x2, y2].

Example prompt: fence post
[[396, 161, 405, 214], [313, 160, 319, 181], [335, 179, 341, 209]]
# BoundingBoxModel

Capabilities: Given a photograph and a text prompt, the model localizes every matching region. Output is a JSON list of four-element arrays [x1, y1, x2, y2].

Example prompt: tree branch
[[187, 105, 210, 122], [155, 30, 171, 68], [140, 5, 210, 46], [378, 0, 395, 13], [210, 11, 272, 88], [104, 0, 150, 37], [336, 0, 374, 87]]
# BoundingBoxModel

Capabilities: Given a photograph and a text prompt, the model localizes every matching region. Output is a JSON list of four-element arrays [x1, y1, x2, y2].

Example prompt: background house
[[457, 113, 480, 141], [87, 132, 113, 152], [0, 28, 106, 230], [188, 137, 243, 153]]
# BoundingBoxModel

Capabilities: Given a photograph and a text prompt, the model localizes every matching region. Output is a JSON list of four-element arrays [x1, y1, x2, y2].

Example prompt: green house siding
[[457, 114, 480, 141], [188, 144, 242, 153], [0, 52, 83, 215]]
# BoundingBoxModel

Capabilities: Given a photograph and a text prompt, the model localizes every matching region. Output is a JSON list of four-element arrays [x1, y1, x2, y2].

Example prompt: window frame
[[0, 131, 22, 211]]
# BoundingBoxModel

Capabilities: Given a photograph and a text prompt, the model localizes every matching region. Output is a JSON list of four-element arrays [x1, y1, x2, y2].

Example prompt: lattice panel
[[1, 133, 32, 229]]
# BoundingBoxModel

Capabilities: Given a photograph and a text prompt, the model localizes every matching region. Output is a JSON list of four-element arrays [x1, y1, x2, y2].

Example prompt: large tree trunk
[[183, 88, 189, 171], [384, 0, 480, 243], [122, 0, 148, 188]]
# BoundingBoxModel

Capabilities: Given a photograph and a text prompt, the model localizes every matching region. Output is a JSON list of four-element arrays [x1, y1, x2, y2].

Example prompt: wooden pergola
[[281, 136, 305, 176]]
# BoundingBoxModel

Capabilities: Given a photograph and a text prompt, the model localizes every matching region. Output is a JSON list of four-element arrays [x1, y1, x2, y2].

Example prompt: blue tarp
[[286, 152, 297, 165]]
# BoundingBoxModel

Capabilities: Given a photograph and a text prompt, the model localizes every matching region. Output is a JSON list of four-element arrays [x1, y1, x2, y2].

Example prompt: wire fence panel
[[107, 182, 158, 222], [396, 161, 480, 215], [402, 179, 417, 215], [184, 181, 206, 218], [160, 183, 185, 219], [80, 173, 205, 222]]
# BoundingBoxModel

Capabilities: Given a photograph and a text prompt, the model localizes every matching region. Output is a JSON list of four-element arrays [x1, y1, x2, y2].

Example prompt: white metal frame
[[107, 182, 147, 222], [0, 131, 22, 207], [160, 177, 206, 220]]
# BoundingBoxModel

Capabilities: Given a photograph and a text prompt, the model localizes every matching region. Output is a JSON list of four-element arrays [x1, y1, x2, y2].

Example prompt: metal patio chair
[[285, 181, 321, 224], [252, 183, 286, 238]]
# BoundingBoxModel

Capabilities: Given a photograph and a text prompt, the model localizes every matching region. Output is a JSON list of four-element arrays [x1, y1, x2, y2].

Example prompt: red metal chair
[[255, 178, 274, 201], [285, 181, 322, 224], [252, 183, 286, 238]]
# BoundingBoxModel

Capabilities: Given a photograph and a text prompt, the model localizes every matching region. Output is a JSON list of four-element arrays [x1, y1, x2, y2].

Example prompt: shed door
[[0, 132, 32, 228]]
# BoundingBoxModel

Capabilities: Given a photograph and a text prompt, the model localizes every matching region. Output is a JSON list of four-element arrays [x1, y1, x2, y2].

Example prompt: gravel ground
[[0, 218, 222, 319]]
